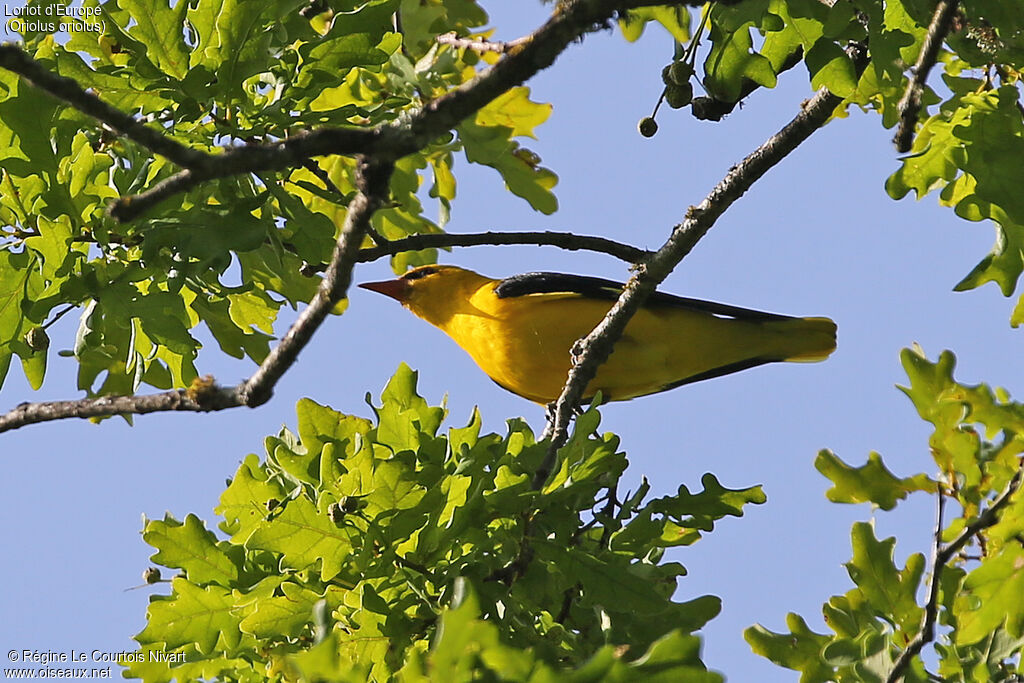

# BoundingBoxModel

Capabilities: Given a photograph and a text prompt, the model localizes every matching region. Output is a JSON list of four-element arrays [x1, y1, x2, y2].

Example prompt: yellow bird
[[359, 265, 836, 404]]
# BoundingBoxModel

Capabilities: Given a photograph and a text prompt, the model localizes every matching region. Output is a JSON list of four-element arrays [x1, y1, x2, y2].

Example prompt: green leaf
[[475, 87, 551, 140], [144, 513, 240, 587], [135, 367, 728, 679], [703, 5, 778, 102], [845, 522, 923, 635], [115, 0, 191, 79], [745, 613, 834, 683], [186, 0, 275, 96], [136, 577, 240, 654], [955, 546, 1024, 645], [458, 119, 558, 215], [239, 581, 321, 639], [805, 38, 857, 97], [244, 495, 356, 581], [646, 473, 766, 534], [948, 87, 1024, 297], [896, 346, 1024, 498], [215, 453, 287, 540], [887, 85, 1024, 309], [816, 450, 934, 510], [374, 363, 445, 452], [296, 397, 373, 457], [618, 6, 691, 43], [18, 343, 46, 390], [0, 71, 61, 176], [190, 296, 272, 363], [286, 632, 369, 682], [294, 33, 397, 89], [122, 643, 258, 683], [630, 630, 722, 682]]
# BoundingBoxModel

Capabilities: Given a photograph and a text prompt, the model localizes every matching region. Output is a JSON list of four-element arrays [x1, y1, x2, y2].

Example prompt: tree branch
[[0, 44, 209, 171], [0, 386, 239, 433], [107, 128, 381, 222], [886, 460, 1024, 683], [0, 158, 393, 433], [534, 44, 868, 488], [893, 0, 960, 153], [352, 230, 651, 267]]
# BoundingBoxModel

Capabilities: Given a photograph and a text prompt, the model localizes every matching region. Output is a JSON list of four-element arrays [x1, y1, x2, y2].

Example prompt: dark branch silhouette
[[893, 0, 960, 153], [240, 158, 394, 407], [354, 230, 651, 267]]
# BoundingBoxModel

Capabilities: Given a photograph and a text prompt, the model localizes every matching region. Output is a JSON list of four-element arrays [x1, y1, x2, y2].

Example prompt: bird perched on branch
[[359, 265, 836, 404]]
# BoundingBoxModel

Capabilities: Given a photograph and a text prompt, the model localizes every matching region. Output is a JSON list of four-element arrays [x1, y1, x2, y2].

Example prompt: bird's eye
[[403, 266, 438, 281]]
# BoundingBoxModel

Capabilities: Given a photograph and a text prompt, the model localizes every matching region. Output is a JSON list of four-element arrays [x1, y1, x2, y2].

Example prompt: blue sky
[[2, 4, 1021, 681]]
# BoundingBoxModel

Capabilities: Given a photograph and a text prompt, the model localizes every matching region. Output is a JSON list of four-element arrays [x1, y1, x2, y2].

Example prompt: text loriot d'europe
[[4, 3, 102, 32]]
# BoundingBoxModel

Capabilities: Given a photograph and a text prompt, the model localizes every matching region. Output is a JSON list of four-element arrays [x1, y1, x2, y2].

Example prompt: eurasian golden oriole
[[359, 265, 836, 404]]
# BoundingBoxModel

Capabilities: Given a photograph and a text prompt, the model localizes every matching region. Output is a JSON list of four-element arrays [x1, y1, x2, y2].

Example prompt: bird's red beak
[[358, 278, 410, 303]]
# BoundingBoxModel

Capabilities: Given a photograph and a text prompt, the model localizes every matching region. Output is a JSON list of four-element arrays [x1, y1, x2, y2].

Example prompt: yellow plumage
[[359, 265, 836, 404]]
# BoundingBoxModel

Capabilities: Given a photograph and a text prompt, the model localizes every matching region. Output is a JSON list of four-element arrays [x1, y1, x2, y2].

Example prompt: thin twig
[[107, 129, 380, 222], [937, 467, 1022, 576], [533, 44, 869, 487], [598, 482, 619, 548], [41, 304, 77, 331], [301, 159, 345, 197], [893, 0, 960, 153], [886, 461, 1024, 683], [887, 483, 946, 683], [352, 230, 651, 266]]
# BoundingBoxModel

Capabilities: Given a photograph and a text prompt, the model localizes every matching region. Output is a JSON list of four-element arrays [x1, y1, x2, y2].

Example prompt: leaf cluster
[[748, 348, 1024, 682], [129, 364, 765, 681]]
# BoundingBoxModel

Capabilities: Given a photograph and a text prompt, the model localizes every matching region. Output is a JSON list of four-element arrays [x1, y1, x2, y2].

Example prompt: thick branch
[[0, 45, 208, 171], [107, 128, 382, 222], [893, 0, 960, 153], [0, 387, 240, 433], [534, 44, 868, 487], [886, 461, 1024, 683]]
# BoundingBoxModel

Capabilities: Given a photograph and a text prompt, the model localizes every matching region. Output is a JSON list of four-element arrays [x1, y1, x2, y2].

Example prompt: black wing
[[493, 272, 793, 322]]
